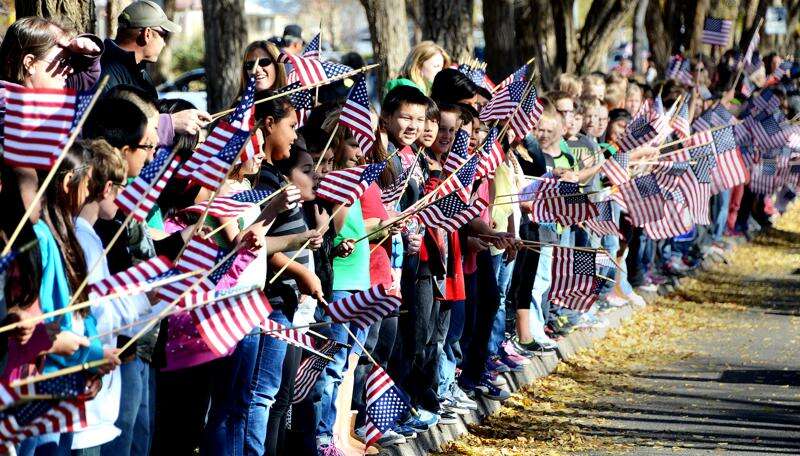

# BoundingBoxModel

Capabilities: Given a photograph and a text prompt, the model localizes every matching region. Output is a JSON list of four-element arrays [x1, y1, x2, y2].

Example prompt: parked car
[[157, 68, 207, 112]]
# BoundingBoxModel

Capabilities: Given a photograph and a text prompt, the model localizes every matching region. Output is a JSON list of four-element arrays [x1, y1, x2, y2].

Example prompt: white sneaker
[[605, 294, 628, 308], [355, 425, 406, 446], [627, 292, 647, 308]]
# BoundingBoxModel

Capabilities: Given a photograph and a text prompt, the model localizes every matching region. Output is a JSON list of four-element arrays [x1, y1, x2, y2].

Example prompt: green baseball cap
[[118, 0, 181, 33]]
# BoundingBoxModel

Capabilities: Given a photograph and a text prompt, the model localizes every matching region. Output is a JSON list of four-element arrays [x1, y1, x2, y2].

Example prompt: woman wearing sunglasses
[[238, 40, 287, 95]]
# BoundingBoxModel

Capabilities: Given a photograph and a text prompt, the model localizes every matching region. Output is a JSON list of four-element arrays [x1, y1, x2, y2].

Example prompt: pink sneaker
[[501, 341, 531, 365]]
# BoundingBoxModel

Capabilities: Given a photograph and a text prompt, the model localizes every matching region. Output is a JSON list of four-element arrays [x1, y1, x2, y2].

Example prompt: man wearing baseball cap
[[101, 0, 210, 142], [281, 24, 305, 55]]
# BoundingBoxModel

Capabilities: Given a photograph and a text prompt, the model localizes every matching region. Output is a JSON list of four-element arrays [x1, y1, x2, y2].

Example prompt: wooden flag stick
[[731, 17, 764, 91], [66, 149, 181, 309], [117, 243, 244, 355], [657, 140, 713, 160], [211, 64, 380, 120], [0, 269, 202, 335], [11, 359, 109, 388], [201, 183, 293, 240], [314, 124, 339, 172], [2, 76, 109, 257]]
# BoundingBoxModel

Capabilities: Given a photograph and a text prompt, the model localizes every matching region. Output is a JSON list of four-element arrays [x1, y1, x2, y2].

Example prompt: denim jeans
[[101, 357, 151, 456], [488, 253, 515, 356], [201, 330, 260, 456], [437, 300, 464, 398], [713, 189, 732, 241], [16, 433, 66, 456], [245, 309, 290, 455], [315, 290, 354, 444]]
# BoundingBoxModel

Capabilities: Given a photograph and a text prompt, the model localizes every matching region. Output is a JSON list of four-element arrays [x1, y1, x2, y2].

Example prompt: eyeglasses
[[135, 144, 157, 151], [244, 58, 274, 72], [149, 27, 170, 40]]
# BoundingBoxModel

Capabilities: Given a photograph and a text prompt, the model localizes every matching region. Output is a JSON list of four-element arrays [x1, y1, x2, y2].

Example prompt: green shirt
[[332, 200, 371, 291]]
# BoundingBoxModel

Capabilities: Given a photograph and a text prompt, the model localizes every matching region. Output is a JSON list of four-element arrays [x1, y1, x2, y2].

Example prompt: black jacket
[[100, 38, 159, 99]]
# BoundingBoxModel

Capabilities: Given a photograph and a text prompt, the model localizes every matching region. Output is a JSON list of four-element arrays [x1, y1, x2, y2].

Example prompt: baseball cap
[[118, 0, 181, 34], [282, 24, 303, 42]]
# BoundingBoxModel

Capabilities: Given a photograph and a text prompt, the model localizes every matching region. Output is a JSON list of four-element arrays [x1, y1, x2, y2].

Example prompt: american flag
[[702, 17, 733, 46], [747, 111, 786, 149], [340, 76, 375, 154], [440, 154, 479, 203], [261, 319, 317, 353], [643, 188, 692, 239], [751, 88, 781, 113], [745, 49, 764, 76], [614, 173, 666, 225], [324, 284, 401, 330], [0, 373, 90, 444], [743, 28, 760, 68], [618, 114, 657, 152], [667, 55, 693, 85], [380, 158, 417, 205], [669, 148, 714, 224], [191, 287, 272, 356], [546, 181, 599, 226], [316, 161, 387, 206], [303, 33, 321, 59], [523, 174, 559, 223], [363, 365, 411, 446], [600, 152, 630, 186], [475, 127, 505, 180], [115, 147, 180, 222], [750, 155, 790, 195], [709, 125, 748, 192], [240, 132, 260, 162], [281, 53, 352, 87], [188, 80, 256, 190], [479, 80, 525, 121], [509, 85, 544, 140], [156, 236, 218, 305], [671, 95, 692, 139], [741, 75, 757, 97], [277, 81, 314, 128], [183, 189, 272, 219], [0, 383, 18, 409], [493, 64, 527, 93], [583, 200, 620, 237], [417, 194, 488, 233], [2, 83, 89, 170], [88, 255, 174, 298], [0, 399, 87, 445], [442, 129, 471, 175], [548, 248, 609, 312], [292, 339, 348, 403], [692, 104, 733, 132]]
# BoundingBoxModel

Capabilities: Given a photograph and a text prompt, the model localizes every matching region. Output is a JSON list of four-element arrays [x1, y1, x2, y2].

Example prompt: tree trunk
[[106, 0, 120, 39], [689, 0, 710, 56], [421, 0, 474, 62], [16, 0, 96, 33], [360, 0, 410, 95], [482, 0, 516, 82], [739, 0, 767, 51], [152, 0, 175, 85], [202, 0, 247, 113], [575, 0, 637, 73], [549, 0, 576, 74], [406, 0, 424, 45], [632, 0, 649, 73], [515, 0, 552, 85]]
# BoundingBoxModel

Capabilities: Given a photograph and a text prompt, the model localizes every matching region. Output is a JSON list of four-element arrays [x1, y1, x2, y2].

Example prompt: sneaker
[[509, 338, 537, 358], [355, 426, 406, 446], [646, 271, 668, 285], [486, 356, 510, 373], [392, 423, 418, 439], [501, 341, 531, 365], [441, 397, 470, 415], [627, 292, 646, 308], [451, 384, 479, 410], [482, 369, 507, 387], [317, 443, 346, 456], [403, 408, 438, 431], [637, 281, 658, 293], [477, 377, 511, 401], [517, 339, 557, 353], [498, 353, 525, 372], [438, 409, 459, 425], [605, 294, 628, 308]]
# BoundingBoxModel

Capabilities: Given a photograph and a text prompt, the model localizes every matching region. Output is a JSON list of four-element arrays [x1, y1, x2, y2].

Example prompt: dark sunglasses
[[244, 58, 274, 72]]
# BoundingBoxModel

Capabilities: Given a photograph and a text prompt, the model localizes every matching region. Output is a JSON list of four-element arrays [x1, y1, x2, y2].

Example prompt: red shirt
[[360, 183, 393, 288]]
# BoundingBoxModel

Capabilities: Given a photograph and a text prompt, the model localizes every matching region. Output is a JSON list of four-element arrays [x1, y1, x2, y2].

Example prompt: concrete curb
[[378, 237, 739, 456], [379, 304, 638, 456]]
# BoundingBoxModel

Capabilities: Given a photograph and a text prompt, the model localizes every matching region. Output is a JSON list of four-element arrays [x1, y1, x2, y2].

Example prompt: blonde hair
[[626, 83, 642, 98], [553, 73, 582, 100], [86, 139, 127, 201], [578, 96, 603, 115], [400, 41, 451, 95], [604, 83, 626, 110], [581, 74, 605, 90]]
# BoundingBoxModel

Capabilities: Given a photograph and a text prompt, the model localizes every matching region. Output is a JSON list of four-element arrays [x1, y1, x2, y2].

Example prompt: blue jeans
[[201, 330, 260, 456], [245, 309, 289, 455], [713, 189, 732, 241], [315, 290, 355, 444], [437, 299, 464, 398], [488, 253, 515, 356], [101, 357, 151, 456]]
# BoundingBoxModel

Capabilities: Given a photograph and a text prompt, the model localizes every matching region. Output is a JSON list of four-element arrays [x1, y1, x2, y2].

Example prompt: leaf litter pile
[[435, 204, 800, 456]]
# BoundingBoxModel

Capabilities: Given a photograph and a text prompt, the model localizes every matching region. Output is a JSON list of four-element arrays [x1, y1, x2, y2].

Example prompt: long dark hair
[[40, 144, 91, 305], [0, 166, 41, 309]]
